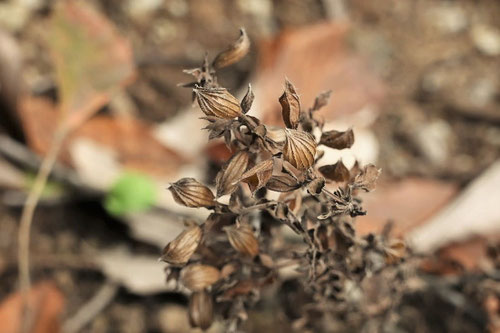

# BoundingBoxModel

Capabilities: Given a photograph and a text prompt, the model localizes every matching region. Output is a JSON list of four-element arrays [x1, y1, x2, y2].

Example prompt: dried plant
[[161, 29, 413, 332]]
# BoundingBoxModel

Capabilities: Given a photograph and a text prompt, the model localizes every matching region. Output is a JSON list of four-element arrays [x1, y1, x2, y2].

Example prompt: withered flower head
[[212, 28, 250, 70], [189, 291, 214, 330], [224, 224, 259, 257], [161, 225, 202, 265], [194, 86, 242, 119], [181, 264, 221, 291], [168, 178, 215, 208], [283, 129, 317, 170], [279, 79, 301, 129], [320, 128, 354, 150]]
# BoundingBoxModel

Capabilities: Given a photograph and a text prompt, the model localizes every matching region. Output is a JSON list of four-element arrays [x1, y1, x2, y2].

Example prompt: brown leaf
[[318, 160, 350, 182], [283, 129, 317, 170], [181, 264, 221, 291], [189, 291, 213, 330], [216, 150, 249, 197], [320, 128, 354, 150], [240, 159, 274, 193], [194, 87, 242, 119], [224, 224, 259, 257], [354, 164, 381, 192], [266, 174, 302, 192], [279, 79, 301, 129], [240, 84, 254, 114], [50, 1, 135, 130], [312, 90, 332, 111], [0, 281, 64, 333], [169, 178, 215, 208], [212, 28, 250, 70], [161, 226, 202, 265]]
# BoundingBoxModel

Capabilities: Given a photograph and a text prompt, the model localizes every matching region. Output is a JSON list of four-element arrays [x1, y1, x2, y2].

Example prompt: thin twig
[[18, 127, 68, 333], [62, 281, 119, 333]]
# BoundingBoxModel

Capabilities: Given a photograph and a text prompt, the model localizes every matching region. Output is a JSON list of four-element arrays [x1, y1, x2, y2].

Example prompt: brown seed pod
[[216, 150, 249, 197], [266, 174, 302, 192], [320, 128, 354, 150], [240, 83, 254, 114], [168, 178, 215, 208], [224, 224, 259, 257], [239, 159, 274, 194], [161, 225, 202, 265], [194, 87, 242, 119], [283, 129, 317, 170], [181, 264, 221, 291], [212, 28, 250, 69], [318, 160, 350, 182], [279, 79, 301, 129], [189, 291, 214, 330]]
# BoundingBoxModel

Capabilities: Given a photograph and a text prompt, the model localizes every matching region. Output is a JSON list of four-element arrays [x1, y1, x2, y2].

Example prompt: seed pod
[[216, 150, 249, 197], [224, 224, 259, 257], [189, 291, 213, 330], [283, 129, 317, 170], [168, 178, 215, 208], [266, 174, 301, 192], [161, 225, 202, 265], [194, 87, 242, 119], [318, 160, 350, 182], [212, 28, 250, 69], [320, 128, 354, 149], [279, 79, 301, 129], [239, 159, 273, 194], [181, 264, 221, 291], [240, 83, 254, 114]]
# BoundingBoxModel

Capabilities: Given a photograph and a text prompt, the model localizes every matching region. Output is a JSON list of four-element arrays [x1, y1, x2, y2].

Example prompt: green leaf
[[104, 172, 156, 216]]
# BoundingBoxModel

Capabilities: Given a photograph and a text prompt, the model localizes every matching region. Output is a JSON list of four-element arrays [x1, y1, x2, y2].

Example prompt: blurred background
[[0, 0, 500, 332]]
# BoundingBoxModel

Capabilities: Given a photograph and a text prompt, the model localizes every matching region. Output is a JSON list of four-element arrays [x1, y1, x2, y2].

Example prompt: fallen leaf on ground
[[356, 178, 458, 236], [0, 281, 65, 333]]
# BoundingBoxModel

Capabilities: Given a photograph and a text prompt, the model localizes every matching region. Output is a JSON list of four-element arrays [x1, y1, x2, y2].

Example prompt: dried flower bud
[[169, 178, 215, 208], [266, 174, 301, 192], [216, 151, 249, 197], [181, 264, 221, 291], [283, 129, 317, 170], [354, 164, 381, 192], [189, 291, 213, 330], [161, 226, 202, 265], [320, 128, 354, 149], [194, 87, 242, 119], [224, 224, 259, 257], [212, 28, 250, 69], [319, 160, 350, 182], [240, 84, 254, 114], [239, 159, 273, 193], [279, 79, 301, 129]]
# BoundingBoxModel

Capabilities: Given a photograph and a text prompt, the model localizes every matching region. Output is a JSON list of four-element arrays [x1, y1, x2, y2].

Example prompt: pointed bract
[[212, 28, 250, 69], [279, 79, 301, 129]]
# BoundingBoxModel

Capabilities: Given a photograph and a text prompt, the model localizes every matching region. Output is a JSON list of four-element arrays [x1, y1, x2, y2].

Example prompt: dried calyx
[[162, 28, 404, 333]]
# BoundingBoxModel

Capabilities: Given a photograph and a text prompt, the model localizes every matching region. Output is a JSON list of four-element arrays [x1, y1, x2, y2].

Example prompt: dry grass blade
[[216, 151, 250, 197], [168, 178, 215, 208], [283, 129, 317, 170], [194, 87, 242, 119], [279, 79, 301, 129], [212, 28, 250, 69]]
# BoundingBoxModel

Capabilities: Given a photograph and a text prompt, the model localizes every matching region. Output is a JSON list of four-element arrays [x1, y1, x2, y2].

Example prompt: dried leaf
[[312, 90, 332, 111], [318, 160, 350, 182], [50, 1, 135, 130], [279, 79, 301, 129], [161, 226, 202, 265], [216, 150, 250, 197], [212, 28, 250, 69], [189, 291, 214, 330], [169, 178, 215, 208], [354, 164, 381, 192], [240, 159, 274, 193], [320, 128, 354, 150], [181, 264, 221, 291], [266, 174, 302, 192], [194, 87, 242, 119], [283, 129, 317, 170], [240, 84, 254, 114], [307, 177, 325, 196], [224, 224, 259, 257]]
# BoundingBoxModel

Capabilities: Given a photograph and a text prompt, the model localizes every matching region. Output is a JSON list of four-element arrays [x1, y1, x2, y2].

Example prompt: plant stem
[[18, 127, 67, 332]]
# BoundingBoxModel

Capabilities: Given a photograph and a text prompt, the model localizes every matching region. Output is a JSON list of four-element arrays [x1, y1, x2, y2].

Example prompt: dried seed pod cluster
[[162, 29, 410, 333]]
